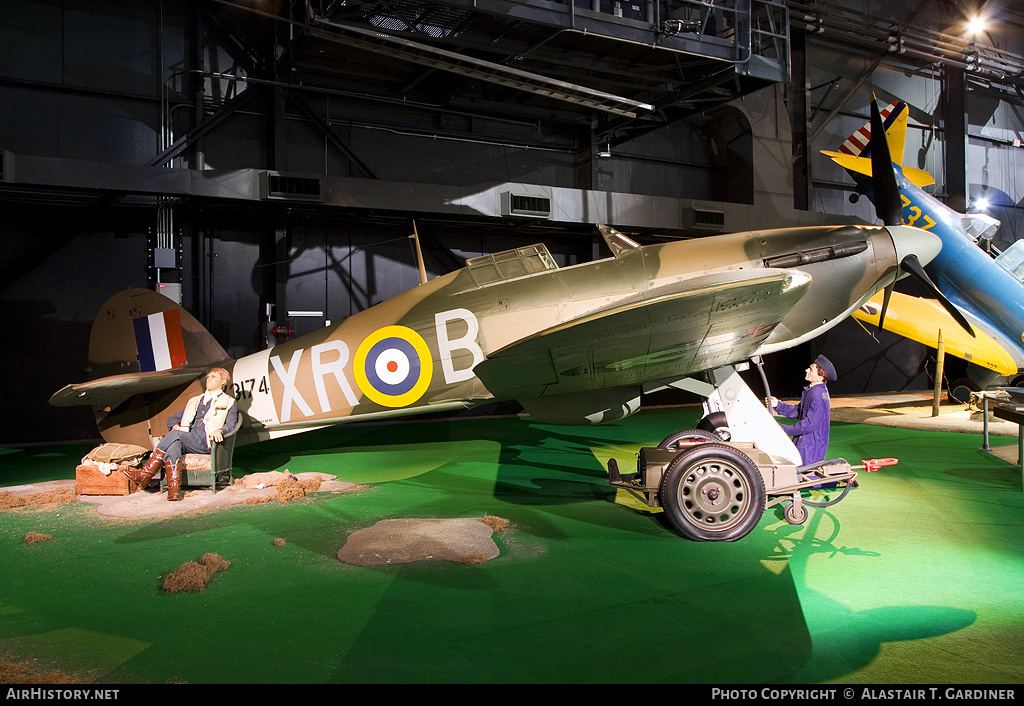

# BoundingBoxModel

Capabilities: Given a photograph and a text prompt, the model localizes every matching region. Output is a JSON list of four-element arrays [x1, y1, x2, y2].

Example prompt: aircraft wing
[[474, 268, 810, 399], [853, 291, 1016, 376], [49, 368, 205, 409]]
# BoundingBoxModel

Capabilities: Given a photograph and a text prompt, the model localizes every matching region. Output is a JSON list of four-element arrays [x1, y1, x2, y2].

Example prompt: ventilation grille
[[257, 171, 324, 202], [500, 187, 552, 219], [684, 207, 725, 231]]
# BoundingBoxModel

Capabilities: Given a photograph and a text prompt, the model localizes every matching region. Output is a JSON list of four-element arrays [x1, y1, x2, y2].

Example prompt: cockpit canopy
[[961, 213, 1001, 241]]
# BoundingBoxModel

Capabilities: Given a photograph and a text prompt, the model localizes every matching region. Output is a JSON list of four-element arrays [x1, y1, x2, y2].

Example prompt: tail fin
[[87, 288, 229, 378], [50, 288, 233, 446], [822, 100, 935, 188]]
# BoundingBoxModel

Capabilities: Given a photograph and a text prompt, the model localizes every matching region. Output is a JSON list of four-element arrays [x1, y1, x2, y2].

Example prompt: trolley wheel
[[658, 428, 719, 451], [697, 411, 731, 441], [783, 501, 808, 525], [658, 443, 766, 542]]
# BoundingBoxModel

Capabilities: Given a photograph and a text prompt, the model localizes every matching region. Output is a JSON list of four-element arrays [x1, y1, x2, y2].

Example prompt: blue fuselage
[[892, 171, 1024, 372]]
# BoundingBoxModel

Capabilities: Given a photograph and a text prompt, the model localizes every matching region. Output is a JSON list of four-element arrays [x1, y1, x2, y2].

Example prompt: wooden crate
[[75, 464, 133, 496]]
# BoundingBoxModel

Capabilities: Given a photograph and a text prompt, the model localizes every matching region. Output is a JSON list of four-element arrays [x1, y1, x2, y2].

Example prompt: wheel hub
[[679, 461, 751, 529]]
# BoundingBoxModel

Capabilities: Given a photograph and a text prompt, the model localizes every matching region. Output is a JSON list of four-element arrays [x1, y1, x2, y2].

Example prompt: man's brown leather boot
[[121, 448, 166, 491], [166, 459, 184, 501]]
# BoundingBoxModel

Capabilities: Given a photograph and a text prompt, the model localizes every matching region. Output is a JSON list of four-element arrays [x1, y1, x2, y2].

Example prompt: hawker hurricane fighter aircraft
[[53, 217, 942, 451], [825, 98, 1023, 389], [52, 99, 958, 541]]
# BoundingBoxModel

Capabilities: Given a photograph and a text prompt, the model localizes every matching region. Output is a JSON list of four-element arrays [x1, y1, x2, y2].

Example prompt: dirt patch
[[0, 486, 77, 511], [24, 532, 52, 544], [0, 659, 83, 684], [337, 516, 509, 566], [481, 514, 510, 532], [162, 553, 231, 593]]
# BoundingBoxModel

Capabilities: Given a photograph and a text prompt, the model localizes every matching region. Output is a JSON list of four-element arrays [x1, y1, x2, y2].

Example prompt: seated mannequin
[[122, 368, 238, 500]]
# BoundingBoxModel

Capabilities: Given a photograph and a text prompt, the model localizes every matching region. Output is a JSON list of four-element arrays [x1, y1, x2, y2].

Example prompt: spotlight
[[966, 14, 987, 37]]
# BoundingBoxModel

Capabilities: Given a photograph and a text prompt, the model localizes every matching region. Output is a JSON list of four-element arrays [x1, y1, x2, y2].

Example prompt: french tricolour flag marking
[[133, 309, 187, 372]]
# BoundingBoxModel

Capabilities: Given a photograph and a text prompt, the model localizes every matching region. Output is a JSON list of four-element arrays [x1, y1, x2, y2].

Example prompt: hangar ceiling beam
[[790, 0, 1024, 95], [596, 65, 737, 145], [303, 17, 654, 119]]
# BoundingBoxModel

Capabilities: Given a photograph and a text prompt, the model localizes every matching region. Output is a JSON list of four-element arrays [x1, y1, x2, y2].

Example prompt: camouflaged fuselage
[[54, 223, 939, 447]]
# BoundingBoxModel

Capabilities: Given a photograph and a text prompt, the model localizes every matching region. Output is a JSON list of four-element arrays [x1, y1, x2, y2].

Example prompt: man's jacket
[[168, 389, 238, 446], [774, 384, 830, 465]]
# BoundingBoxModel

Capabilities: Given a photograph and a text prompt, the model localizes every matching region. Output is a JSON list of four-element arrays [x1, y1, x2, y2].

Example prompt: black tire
[[658, 428, 719, 451], [697, 411, 731, 441], [658, 443, 766, 541], [948, 378, 978, 404], [783, 501, 808, 525]]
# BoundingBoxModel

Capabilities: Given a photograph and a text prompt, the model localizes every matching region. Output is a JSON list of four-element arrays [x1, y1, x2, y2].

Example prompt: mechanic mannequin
[[122, 368, 238, 500], [769, 354, 837, 466]]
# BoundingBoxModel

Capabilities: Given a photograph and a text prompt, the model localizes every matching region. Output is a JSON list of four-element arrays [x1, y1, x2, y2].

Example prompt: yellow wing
[[853, 292, 1016, 375]]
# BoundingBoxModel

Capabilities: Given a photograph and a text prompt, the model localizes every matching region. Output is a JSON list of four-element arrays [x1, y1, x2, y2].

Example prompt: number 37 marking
[[901, 194, 937, 230]]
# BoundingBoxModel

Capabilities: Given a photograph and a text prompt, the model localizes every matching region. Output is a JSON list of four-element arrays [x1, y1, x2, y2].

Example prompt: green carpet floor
[[1, 407, 1022, 684]]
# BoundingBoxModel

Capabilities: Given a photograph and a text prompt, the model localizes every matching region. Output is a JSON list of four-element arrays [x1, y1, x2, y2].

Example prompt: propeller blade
[[869, 95, 903, 226], [900, 254, 976, 337], [877, 282, 894, 333]]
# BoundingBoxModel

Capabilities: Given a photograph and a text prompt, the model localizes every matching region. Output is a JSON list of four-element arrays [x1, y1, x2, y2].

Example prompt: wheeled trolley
[[607, 428, 896, 541]]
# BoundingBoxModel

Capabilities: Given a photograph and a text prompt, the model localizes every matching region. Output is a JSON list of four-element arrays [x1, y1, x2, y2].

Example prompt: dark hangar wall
[[2, 0, 1023, 443]]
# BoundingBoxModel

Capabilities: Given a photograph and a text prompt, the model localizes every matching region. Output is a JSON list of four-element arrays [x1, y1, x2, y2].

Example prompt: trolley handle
[[852, 458, 899, 473]]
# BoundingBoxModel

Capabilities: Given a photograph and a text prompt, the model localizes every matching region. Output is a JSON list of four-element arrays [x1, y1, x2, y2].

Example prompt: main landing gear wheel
[[658, 443, 766, 542], [948, 378, 978, 405], [658, 428, 719, 451]]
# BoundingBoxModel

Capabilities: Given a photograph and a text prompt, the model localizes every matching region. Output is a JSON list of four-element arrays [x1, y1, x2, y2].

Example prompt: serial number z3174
[[233, 377, 268, 400]]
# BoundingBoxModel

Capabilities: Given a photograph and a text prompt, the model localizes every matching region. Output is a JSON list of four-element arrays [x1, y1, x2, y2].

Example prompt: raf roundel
[[354, 325, 434, 407]]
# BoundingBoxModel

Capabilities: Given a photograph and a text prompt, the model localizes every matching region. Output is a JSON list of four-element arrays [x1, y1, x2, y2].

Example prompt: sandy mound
[[337, 517, 506, 566], [83, 473, 354, 519], [0, 475, 356, 520], [0, 485, 77, 511]]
